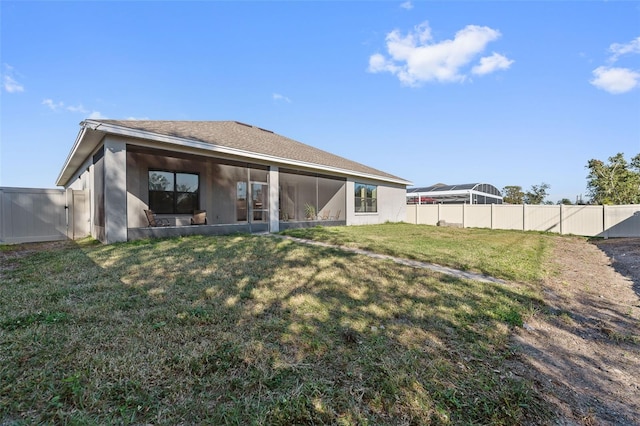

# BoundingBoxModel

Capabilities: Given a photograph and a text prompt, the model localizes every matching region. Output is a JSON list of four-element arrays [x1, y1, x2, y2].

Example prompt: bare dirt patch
[[514, 237, 640, 425]]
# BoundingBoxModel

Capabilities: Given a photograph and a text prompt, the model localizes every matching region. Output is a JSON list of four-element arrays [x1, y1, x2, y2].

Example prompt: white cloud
[[608, 36, 640, 63], [590, 36, 640, 94], [42, 98, 64, 111], [42, 98, 106, 115], [590, 66, 640, 94], [273, 93, 292, 103], [3, 65, 24, 93], [3, 75, 24, 93], [66, 104, 88, 114], [400, 1, 413, 10], [472, 52, 514, 75], [368, 53, 401, 75], [88, 111, 107, 119], [368, 21, 511, 86]]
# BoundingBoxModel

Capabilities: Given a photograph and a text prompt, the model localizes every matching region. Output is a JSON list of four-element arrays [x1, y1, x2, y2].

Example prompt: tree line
[[502, 152, 640, 205]]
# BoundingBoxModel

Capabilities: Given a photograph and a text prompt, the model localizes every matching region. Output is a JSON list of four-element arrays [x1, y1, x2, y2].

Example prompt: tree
[[524, 182, 550, 205], [502, 185, 524, 204], [149, 172, 171, 190], [557, 198, 573, 205], [586, 153, 640, 205]]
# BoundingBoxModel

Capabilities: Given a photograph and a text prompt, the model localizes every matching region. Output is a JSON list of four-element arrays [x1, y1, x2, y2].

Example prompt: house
[[56, 120, 411, 243]]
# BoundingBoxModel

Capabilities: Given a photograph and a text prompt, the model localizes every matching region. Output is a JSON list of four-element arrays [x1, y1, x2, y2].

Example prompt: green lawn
[[1, 225, 557, 425], [282, 222, 553, 283]]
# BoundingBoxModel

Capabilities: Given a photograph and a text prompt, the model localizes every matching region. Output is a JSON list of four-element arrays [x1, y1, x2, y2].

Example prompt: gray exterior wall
[[63, 148, 96, 241], [104, 138, 128, 243], [93, 147, 106, 241], [346, 179, 407, 225]]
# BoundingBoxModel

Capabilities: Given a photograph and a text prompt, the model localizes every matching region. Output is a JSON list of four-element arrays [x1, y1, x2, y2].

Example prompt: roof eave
[[56, 124, 89, 187]]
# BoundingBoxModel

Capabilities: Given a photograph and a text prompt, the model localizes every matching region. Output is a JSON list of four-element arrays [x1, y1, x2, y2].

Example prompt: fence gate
[[0, 187, 90, 244]]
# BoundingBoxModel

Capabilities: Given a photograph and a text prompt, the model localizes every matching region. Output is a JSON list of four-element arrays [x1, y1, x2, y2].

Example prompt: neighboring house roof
[[57, 120, 411, 187]]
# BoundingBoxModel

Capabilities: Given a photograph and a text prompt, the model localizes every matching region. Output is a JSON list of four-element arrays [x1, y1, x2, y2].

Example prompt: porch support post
[[104, 137, 128, 243], [269, 166, 279, 233]]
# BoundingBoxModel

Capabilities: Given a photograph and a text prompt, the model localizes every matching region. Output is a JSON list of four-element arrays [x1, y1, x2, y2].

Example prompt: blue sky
[[1, 1, 639, 203]]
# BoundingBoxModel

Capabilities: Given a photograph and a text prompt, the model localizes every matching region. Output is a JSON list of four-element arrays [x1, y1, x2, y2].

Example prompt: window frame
[[354, 182, 378, 213], [148, 169, 200, 214]]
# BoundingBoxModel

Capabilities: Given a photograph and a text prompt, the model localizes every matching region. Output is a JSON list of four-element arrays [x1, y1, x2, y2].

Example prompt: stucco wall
[[346, 179, 407, 226]]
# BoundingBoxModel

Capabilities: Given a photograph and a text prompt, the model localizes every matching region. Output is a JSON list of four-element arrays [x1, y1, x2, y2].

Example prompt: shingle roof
[[92, 120, 408, 183]]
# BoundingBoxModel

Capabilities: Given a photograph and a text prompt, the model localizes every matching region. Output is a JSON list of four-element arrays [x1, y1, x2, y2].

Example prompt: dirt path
[[274, 234, 506, 284], [513, 237, 640, 425]]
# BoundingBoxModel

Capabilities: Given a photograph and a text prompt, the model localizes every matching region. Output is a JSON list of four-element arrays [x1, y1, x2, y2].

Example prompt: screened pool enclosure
[[407, 183, 503, 205]]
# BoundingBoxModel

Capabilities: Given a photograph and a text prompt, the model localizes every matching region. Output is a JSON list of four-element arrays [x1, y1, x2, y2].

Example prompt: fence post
[[523, 204, 526, 231], [65, 188, 72, 239], [559, 204, 563, 235], [463, 203, 466, 228], [490, 203, 493, 229]]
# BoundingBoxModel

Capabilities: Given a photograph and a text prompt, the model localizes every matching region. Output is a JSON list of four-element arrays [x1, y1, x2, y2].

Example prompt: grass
[[0, 225, 556, 425], [282, 222, 554, 283]]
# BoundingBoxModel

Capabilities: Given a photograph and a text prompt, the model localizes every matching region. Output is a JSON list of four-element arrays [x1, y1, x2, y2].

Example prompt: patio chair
[[190, 209, 208, 225], [319, 210, 331, 220], [144, 209, 170, 227]]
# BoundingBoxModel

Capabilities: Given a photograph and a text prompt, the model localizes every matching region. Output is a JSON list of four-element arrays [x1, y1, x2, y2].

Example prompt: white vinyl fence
[[406, 203, 640, 238], [0, 187, 89, 244]]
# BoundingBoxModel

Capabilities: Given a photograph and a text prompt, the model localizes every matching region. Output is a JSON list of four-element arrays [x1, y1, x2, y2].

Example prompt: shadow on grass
[[2, 235, 554, 425], [281, 224, 552, 284]]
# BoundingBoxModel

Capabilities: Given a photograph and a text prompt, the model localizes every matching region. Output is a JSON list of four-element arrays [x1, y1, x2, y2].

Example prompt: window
[[355, 183, 377, 213], [149, 170, 199, 214]]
